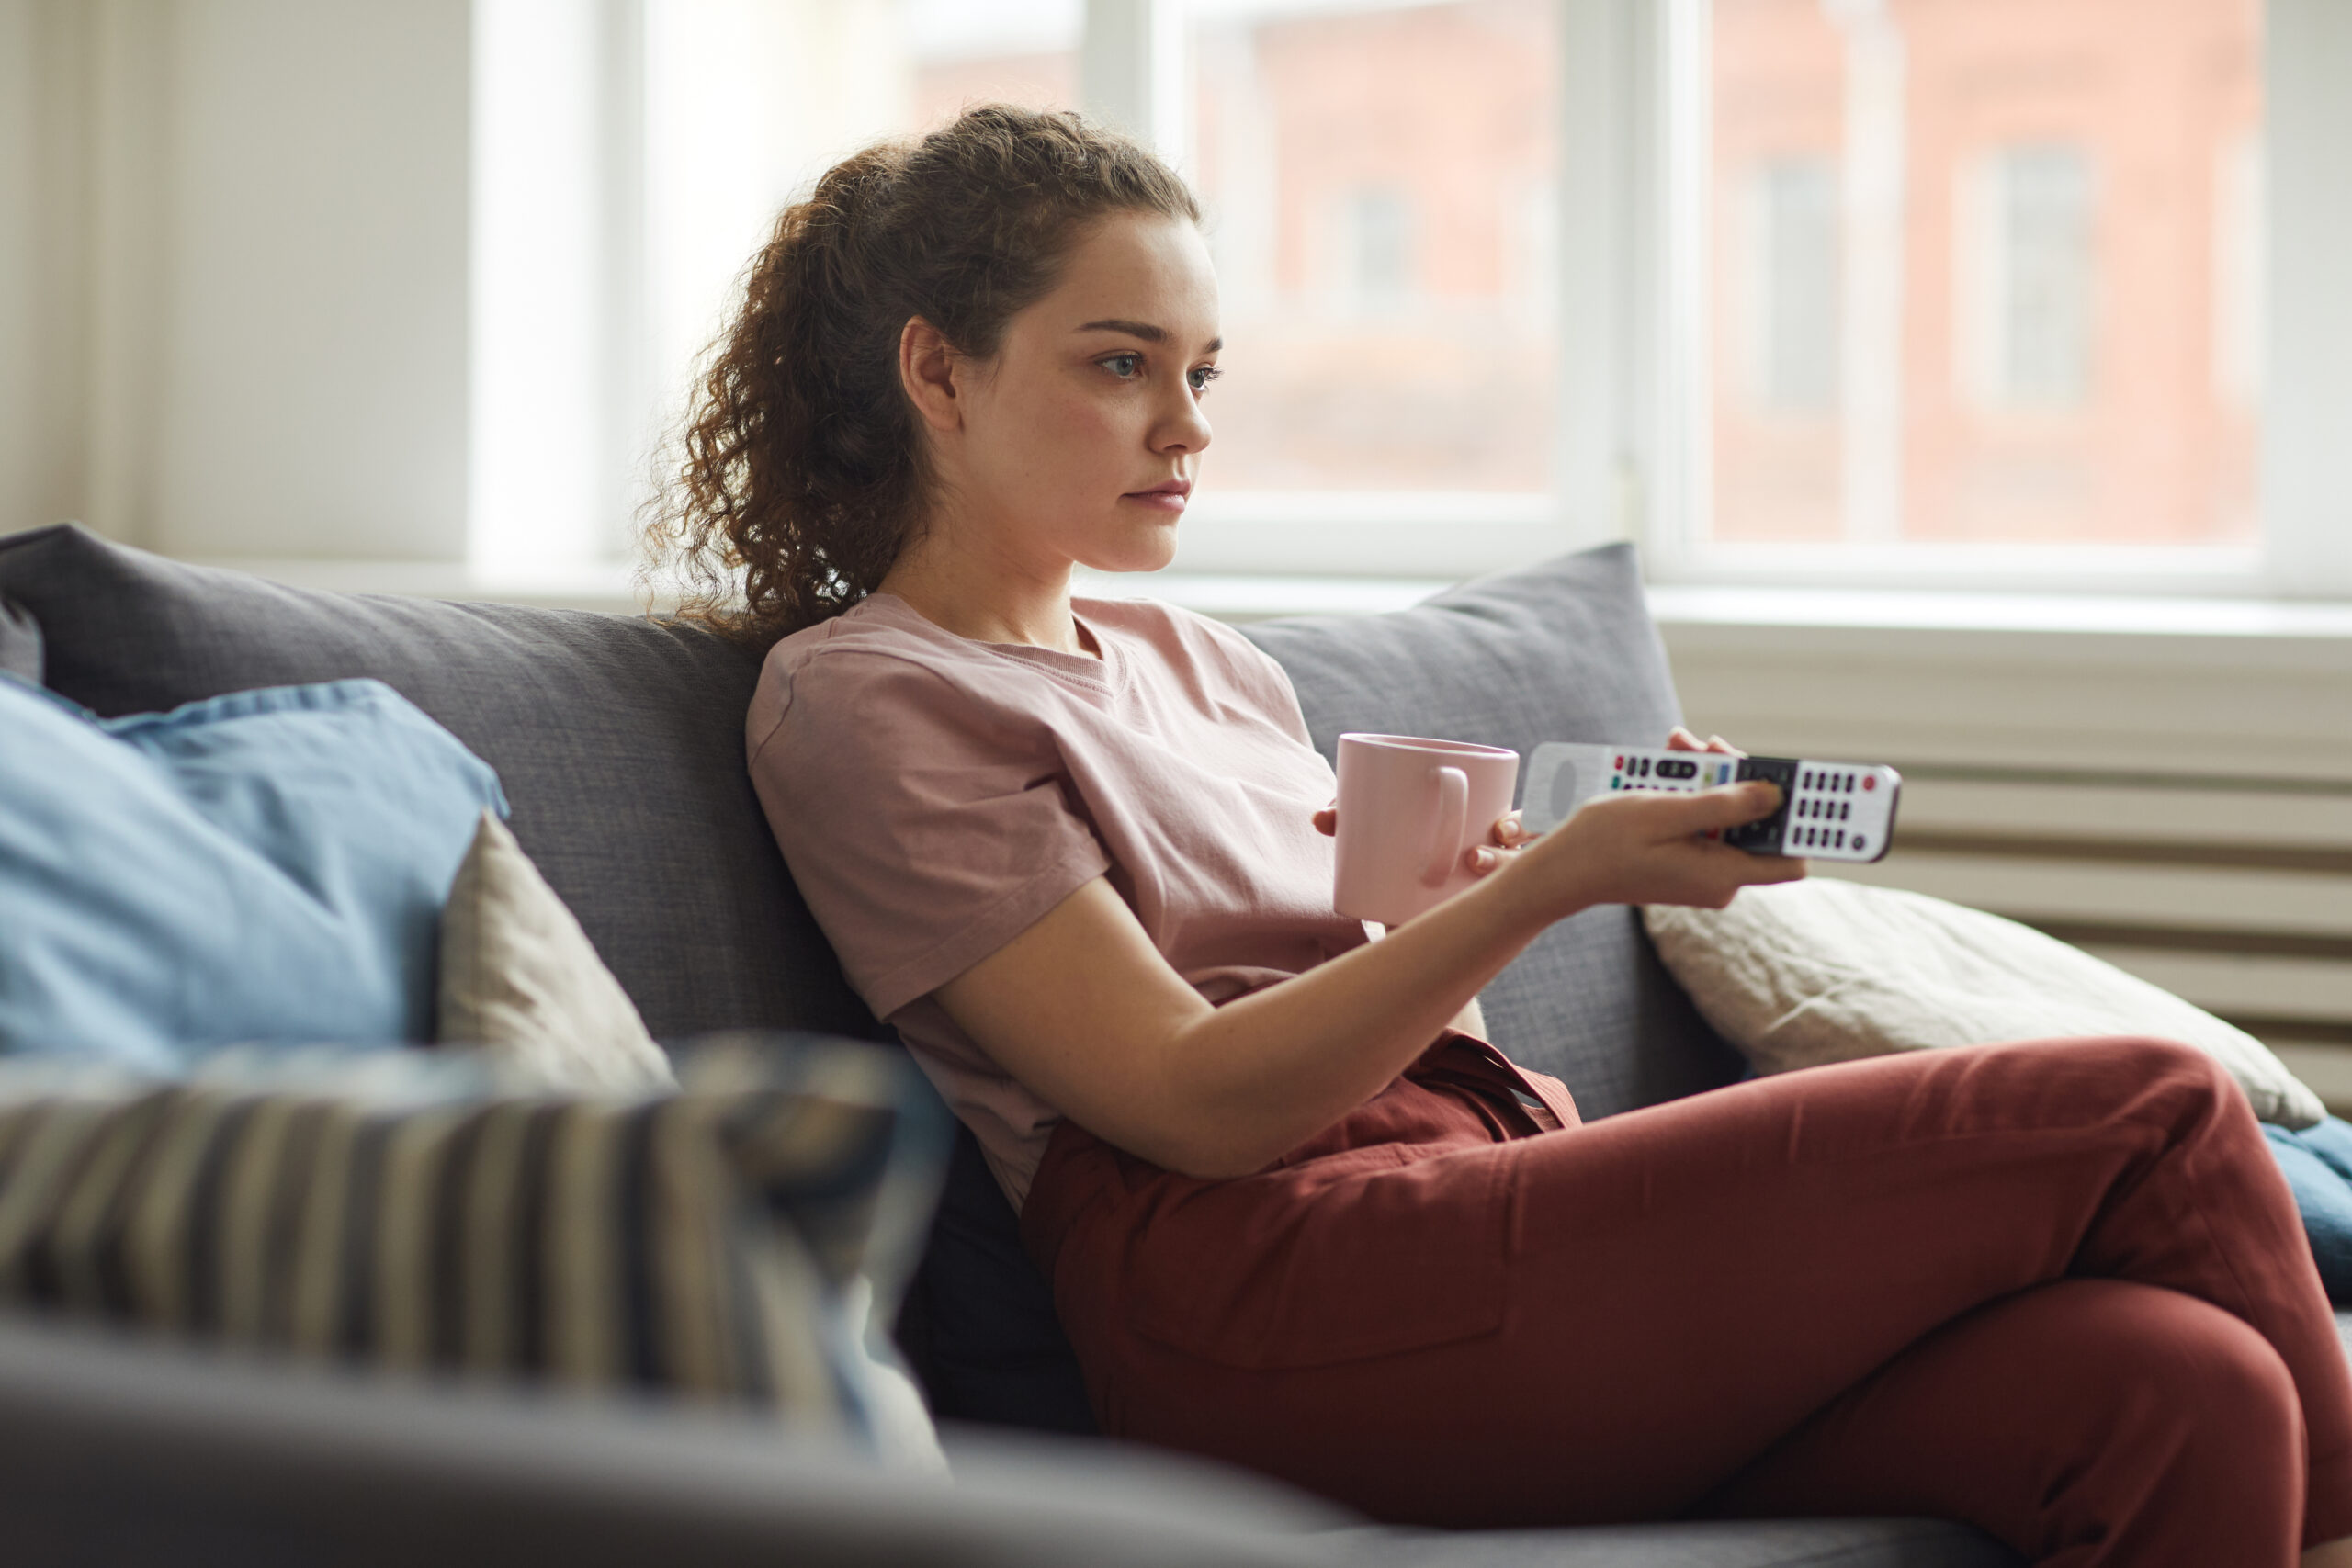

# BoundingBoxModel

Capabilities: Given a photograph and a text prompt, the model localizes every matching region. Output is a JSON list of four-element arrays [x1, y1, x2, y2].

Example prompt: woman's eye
[[1102, 354, 1141, 378], [1189, 365, 1222, 394]]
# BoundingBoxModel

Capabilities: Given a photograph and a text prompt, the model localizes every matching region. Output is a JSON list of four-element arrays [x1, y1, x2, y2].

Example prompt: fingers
[[1669, 779, 1781, 830], [1311, 804, 1337, 837], [1488, 809, 1529, 847], [1666, 726, 1745, 757]]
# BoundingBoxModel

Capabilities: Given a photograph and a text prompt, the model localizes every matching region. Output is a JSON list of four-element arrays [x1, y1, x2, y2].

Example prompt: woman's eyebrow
[[1077, 319, 1222, 353]]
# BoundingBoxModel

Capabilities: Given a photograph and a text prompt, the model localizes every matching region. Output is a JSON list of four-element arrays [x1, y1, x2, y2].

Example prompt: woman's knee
[[1680, 1279, 2302, 1551], [2036, 1279, 2301, 1469], [1976, 1034, 2245, 1129]]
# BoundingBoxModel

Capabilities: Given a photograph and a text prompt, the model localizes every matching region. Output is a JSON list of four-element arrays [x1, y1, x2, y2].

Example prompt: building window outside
[[1959, 144, 2096, 415], [1342, 185, 1419, 305], [1703, 0, 2262, 557], [1744, 157, 1839, 415]]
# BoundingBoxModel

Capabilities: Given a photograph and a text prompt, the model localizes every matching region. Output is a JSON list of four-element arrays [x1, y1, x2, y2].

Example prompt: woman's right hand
[[1497, 779, 1804, 918]]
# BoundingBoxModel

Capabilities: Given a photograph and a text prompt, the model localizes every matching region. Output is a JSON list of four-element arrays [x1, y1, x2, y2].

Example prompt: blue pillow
[[2264, 1116, 2352, 1305], [0, 675, 505, 1066]]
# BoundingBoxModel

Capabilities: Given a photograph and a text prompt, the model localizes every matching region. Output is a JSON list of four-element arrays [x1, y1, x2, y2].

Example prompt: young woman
[[656, 106, 2352, 1565]]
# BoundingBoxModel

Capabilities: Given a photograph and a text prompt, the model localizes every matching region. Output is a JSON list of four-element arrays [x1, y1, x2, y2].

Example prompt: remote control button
[[1852, 836, 1868, 853], [1863, 775, 1877, 791], [1835, 829, 1845, 848], [1839, 801, 1850, 821], [1614, 755, 1624, 770]]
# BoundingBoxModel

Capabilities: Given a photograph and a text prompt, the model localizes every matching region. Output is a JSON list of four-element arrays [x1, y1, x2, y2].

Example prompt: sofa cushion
[[1244, 543, 1746, 1119], [1353, 1517, 2018, 1565], [0, 675, 503, 1063], [0, 595, 38, 681], [0, 1032, 949, 1466], [1643, 876, 2328, 1126], [438, 809, 678, 1093], [0, 525, 876, 1043], [2266, 1119, 2352, 1305]]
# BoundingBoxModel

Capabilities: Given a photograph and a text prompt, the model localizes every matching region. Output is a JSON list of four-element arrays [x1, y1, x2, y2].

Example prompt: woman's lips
[[1123, 479, 1192, 514]]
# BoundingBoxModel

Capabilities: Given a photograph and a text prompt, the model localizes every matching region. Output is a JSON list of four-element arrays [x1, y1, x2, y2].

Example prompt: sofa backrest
[[1242, 543, 1743, 1119], [0, 524, 1738, 1118], [0, 524, 876, 1044]]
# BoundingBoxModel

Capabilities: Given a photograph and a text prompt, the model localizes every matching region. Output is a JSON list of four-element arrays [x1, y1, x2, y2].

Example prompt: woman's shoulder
[[747, 596, 999, 761]]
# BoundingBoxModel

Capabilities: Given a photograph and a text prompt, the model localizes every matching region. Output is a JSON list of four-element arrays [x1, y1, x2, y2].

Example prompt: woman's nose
[[1156, 387, 1212, 456]]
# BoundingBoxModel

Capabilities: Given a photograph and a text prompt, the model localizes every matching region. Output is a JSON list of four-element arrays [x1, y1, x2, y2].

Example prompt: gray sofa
[[0, 521, 2036, 1564]]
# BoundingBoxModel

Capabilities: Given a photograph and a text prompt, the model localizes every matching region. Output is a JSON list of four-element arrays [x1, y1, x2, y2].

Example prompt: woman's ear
[[899, 317, 962, 434]]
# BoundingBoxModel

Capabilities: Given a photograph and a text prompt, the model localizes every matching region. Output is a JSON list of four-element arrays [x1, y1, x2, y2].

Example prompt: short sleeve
[[748, 650, 1113, 1021]]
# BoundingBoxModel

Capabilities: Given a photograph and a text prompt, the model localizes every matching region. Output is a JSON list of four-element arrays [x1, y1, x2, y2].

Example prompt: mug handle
[[1420, 766, 1469, 886]]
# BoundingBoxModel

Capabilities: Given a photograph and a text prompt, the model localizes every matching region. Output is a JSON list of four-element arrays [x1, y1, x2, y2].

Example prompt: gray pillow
[[0, 524, 876, 1044], [1244, 543, 1744, 1119]]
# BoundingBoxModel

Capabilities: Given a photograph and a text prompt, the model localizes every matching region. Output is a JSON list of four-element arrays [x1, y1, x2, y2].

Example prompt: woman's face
[[930, 210, 1219, 577]]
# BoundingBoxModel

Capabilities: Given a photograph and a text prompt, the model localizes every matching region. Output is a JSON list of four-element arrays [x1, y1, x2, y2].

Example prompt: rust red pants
[[1021, 1032, 2352, 1564]]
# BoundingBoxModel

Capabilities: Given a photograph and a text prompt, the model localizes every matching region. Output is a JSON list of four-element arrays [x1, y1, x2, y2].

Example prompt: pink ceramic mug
[[1332, 733, 1521, 926]]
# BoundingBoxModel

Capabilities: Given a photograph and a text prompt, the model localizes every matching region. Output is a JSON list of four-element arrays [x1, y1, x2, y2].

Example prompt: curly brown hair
[[645, 105, 1200, 649]]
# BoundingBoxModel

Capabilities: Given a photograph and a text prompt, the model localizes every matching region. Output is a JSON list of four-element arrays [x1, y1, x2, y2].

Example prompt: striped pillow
[[0, 1033, 948, 1461]]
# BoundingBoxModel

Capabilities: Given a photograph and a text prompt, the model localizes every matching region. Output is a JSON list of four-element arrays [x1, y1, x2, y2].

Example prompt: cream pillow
[[1643, 876, 2324, 1129], [438, 809, 676, 1094]]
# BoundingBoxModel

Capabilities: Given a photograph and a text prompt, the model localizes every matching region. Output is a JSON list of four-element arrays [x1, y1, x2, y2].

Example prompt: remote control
[[1519, 743, 1902, 863]]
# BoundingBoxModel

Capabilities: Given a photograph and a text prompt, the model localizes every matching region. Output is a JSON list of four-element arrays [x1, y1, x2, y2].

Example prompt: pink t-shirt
[[745, 591, 1373, 1210]]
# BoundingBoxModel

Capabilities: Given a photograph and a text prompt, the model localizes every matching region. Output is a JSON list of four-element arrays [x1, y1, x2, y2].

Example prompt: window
[[1743, 158, 1838, 415], [484, 0, 2349, 599], [1341, 186, 1418, 303], [1959, 144, 2096, 415], [1178, 0, 1562, 575], [1678, 0, 2277, 581]]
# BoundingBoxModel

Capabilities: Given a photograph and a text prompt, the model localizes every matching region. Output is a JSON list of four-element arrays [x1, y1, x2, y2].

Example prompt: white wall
[[0, 0, 40, 539], [0, 0, 92, 544], [0, 0, 470, 561]]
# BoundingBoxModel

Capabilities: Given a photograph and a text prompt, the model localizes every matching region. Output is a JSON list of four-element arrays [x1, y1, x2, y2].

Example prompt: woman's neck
[[875, 529, 1098, 659]]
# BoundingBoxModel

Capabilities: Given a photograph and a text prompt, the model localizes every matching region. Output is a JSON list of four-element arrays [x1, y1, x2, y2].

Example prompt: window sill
[[196, 556, 2352, 660]]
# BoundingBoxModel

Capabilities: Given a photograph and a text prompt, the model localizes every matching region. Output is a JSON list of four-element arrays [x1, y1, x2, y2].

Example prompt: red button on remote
[[1863, 776, 1877, 791]]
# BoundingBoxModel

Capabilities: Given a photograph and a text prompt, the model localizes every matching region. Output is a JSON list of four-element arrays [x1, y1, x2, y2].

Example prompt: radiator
[[1657, 609, 2352, 1115], [1815, 761, 2352, 1108]]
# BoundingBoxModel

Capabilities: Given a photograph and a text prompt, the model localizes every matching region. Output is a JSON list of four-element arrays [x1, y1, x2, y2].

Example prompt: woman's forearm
[[1153, 856, 1566, 1176]]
